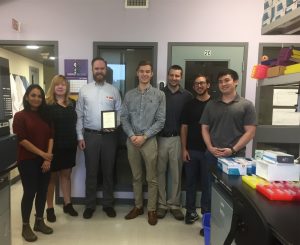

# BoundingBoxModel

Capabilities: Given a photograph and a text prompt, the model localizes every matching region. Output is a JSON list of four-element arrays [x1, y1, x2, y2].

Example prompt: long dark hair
[[23, 84, 51, 125]]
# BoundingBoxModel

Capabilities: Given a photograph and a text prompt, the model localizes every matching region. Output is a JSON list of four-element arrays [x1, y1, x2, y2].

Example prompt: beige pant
[[126, 137, 158, 211], [157, 136, 182, 209]]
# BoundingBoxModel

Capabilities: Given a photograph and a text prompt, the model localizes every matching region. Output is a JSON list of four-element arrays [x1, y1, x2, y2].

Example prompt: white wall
[[0, 48, 44, 84], [1, 0, 299, 102], [1, 0, 299, 197]]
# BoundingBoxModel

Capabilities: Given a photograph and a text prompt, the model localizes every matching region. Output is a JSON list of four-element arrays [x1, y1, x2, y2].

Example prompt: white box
[[255, 149, 264, 160], [255, 159, 300, 181], [218, 158, 248, 175], [262, 150, 294, 164]]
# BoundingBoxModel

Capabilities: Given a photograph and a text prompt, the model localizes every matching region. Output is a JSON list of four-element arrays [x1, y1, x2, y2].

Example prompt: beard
[[196, 88, 208, 96], [93, 72, 106, 83]]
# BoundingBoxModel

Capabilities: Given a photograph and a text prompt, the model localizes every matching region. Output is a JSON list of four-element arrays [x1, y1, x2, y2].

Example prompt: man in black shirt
[[157, 65, 193, 220], [180, 74, 211, 224]]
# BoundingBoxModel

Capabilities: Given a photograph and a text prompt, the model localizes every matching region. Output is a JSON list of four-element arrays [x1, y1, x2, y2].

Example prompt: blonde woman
[[45, 75, 78, 222]]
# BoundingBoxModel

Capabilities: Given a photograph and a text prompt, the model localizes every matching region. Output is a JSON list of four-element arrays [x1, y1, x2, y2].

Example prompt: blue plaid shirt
[[121, 85, 166, 138]]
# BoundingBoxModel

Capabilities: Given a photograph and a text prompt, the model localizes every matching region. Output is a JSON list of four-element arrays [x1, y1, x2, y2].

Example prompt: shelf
[[262, 7, 300, 35], [256, 126, 300, 143], [258, 72, 300, 86]]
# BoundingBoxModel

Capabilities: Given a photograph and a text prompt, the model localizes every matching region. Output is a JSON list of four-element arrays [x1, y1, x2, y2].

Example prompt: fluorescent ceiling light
[[26, 45, 39, 49], [49, 56, 56, 60]]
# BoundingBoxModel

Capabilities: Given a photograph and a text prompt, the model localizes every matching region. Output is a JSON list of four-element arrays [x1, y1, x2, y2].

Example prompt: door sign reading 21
[[204, 50, 212, 56]]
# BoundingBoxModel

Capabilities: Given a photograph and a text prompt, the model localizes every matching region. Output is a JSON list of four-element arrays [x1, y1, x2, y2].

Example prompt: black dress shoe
[[22, 223, 37, 242], [102, 207, 116, 217], [46, 208, 56, 223], [83, 208, 95, 219], [63, 203, 78, 217], [33, 217, 53, 234]]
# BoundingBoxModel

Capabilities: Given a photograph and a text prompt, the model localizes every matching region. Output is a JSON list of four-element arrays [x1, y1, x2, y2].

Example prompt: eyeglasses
[[194, 81, 207, 86]]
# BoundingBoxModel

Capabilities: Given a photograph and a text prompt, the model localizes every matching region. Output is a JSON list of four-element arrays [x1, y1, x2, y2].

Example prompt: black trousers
[[18, 158, 50, 223], [83, 131, 118, 209]]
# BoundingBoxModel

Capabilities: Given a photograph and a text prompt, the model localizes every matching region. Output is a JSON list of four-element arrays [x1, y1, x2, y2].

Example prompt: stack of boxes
[[252, 46, 300, 79], [254, 150, 300, 181], [216, 151, 300, 201], [243, 150, 300, 201], [262, 0, 300, 26]]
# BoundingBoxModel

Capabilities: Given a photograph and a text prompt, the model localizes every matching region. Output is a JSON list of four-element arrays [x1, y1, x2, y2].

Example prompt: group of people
[[13, 74, 78, 242], [13, 73, 80, 242], [12, 56, 256, 242]]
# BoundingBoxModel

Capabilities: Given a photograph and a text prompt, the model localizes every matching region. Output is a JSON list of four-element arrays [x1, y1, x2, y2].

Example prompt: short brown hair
[[136, 60, 153, 71], [194, 74, 211, 84]]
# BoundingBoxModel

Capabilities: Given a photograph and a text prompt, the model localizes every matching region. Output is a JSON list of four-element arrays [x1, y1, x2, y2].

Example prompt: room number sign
[[204, 50, 212, 56]]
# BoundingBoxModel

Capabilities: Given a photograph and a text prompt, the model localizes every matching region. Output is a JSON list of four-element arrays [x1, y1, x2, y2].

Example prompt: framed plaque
[[101, 110, 117, 129]]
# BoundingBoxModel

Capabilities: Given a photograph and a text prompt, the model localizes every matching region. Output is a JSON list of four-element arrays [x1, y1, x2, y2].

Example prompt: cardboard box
[[267, 66, 286, 77], [255, 159, 300, 181]]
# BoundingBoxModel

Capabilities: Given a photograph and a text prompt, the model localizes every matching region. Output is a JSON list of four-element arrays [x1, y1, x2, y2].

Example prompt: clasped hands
[[130, 135, 146, 148], [41, 152, 53, 173], [209, 146, 232, 158]]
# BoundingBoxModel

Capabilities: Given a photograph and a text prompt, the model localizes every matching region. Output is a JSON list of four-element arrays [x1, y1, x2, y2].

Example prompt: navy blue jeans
[[184, 150, 210, 214]]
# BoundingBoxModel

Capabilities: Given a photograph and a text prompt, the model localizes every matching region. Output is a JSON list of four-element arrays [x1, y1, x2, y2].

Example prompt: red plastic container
[[251, 65, 269, 79], [256, 182, 300, 201]]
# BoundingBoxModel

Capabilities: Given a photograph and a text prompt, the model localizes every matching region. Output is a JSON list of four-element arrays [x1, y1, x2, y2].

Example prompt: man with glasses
[[156, 65, 193, 221], [180, 74, 211, 224]]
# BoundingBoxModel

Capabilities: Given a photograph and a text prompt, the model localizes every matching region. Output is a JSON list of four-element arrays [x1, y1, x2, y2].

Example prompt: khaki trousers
[[126, 137, 158, 211], [157, 136, 182, 209]]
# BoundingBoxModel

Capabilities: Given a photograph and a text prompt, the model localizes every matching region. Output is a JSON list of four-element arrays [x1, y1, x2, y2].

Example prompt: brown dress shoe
[[148, 211, 158, 225], [125, 207, 144, 220]]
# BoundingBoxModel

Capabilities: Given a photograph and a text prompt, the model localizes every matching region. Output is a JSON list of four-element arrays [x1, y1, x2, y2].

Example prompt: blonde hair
[[46, 75, 70, 105]]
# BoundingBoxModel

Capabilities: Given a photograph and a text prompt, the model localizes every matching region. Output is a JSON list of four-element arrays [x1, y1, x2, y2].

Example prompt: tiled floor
[[11, 181, 205, 245]]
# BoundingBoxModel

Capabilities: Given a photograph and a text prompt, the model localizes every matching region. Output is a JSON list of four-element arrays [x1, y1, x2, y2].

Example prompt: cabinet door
[[211, 183, 235, 245], [0, 177, 10, 216], [0, 209, 10, 245]]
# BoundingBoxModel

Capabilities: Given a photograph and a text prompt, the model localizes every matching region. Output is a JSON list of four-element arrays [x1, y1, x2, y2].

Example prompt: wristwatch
[[230, 146, 237, 156]]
